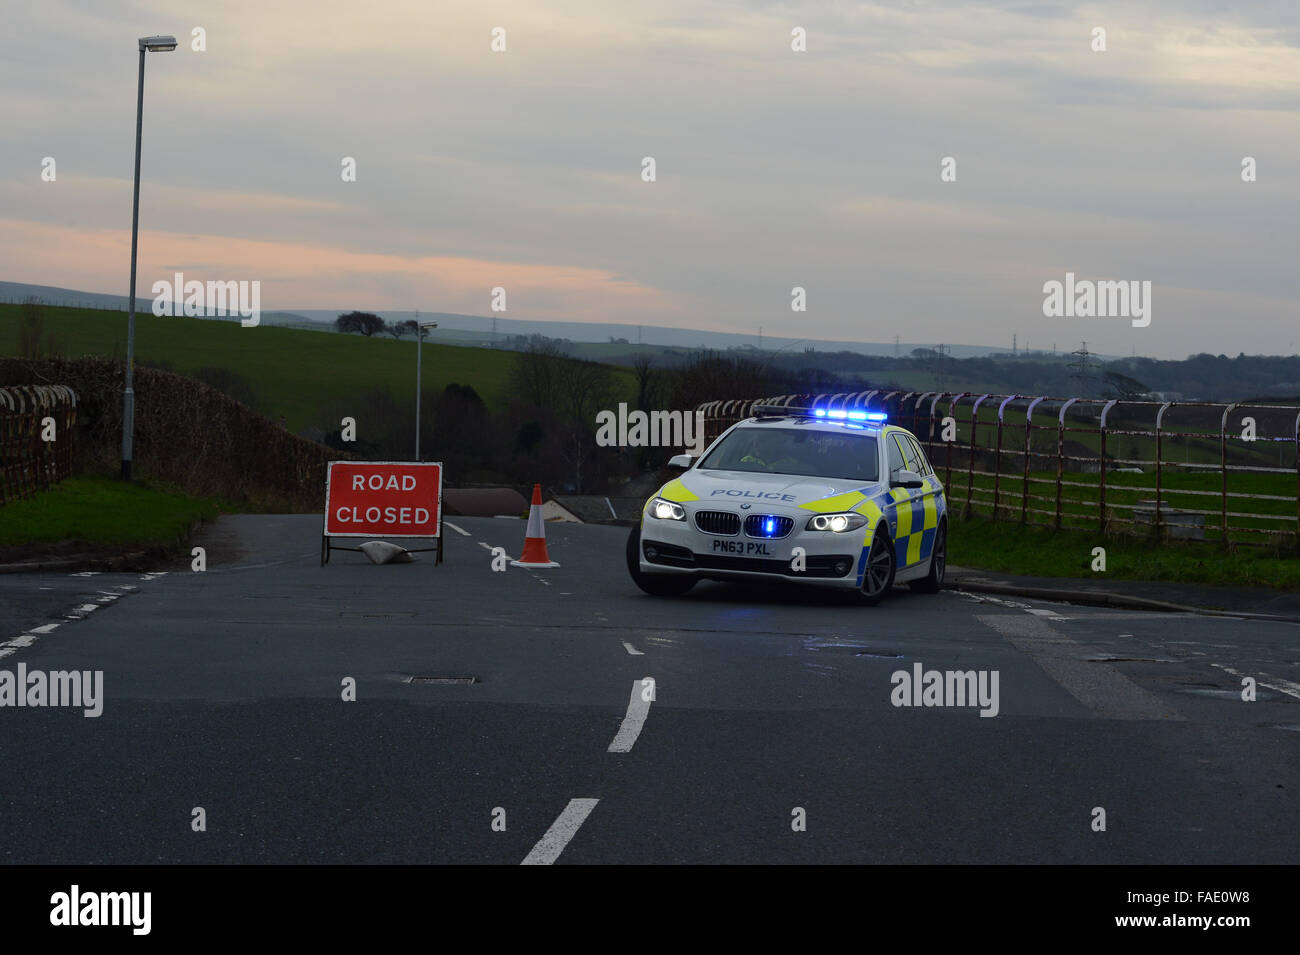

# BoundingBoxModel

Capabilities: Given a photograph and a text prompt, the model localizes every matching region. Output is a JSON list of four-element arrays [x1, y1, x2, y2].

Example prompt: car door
[[883, 431, 925, 566], [901, 434, 943, 566], [883, 431, 926, 569]]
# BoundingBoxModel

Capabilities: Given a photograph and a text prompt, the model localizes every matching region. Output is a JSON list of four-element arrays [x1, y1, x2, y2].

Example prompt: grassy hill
[[1, 303, 636, 432]]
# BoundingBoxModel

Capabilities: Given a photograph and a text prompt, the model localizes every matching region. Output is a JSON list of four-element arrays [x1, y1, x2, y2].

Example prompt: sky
[[2, 0, 1298, 358]]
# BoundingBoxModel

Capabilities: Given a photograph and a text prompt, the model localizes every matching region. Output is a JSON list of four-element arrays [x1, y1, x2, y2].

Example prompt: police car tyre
[[858, 532, 895, 605], [911, 519, 946, 593], [626, 525, 697, 597]]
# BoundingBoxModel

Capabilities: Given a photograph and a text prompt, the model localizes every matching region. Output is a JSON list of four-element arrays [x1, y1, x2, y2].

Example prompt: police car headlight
[[806, 512, 868, 533], [649, 497, 686, 521]]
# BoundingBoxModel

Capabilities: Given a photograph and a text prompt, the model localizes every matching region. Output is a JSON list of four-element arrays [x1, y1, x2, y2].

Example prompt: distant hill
[[0, 280, 1011, 358]]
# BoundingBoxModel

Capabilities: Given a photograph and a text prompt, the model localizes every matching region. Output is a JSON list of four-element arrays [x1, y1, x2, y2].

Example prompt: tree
[[335, 311, 386, 337], [15, 298, 63, 359], [383, 319, 419, 340], [1101, 370, 1149, 399]]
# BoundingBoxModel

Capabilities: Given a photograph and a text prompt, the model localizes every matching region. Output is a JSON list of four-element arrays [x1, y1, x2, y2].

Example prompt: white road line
[[445, 521, 471, 537], [73, 604, 98, 614], [622, 641, 644, 656], [520, 798, 600, 865], [608, 678, 655, 752], [30, 623, 60, 634], [1210, 663, 1300, 701], [70, 571, 99, 577]]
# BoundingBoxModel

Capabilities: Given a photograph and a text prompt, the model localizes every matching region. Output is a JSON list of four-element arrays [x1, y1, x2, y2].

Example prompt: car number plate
[[711, 538, 773, 556]]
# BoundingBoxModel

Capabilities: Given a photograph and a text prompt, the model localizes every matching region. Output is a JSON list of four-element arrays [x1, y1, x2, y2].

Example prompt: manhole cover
[[404, 676, 477, 685]]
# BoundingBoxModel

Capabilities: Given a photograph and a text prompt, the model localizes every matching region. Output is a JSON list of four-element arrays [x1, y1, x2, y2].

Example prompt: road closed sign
[[325, 461, 442, 538]]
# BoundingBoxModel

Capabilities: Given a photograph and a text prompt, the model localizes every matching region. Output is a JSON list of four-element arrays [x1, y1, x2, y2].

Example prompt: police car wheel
[[858, 532, 895, 605], [911, 519, 946, 594], [626, 525, 697, 597]]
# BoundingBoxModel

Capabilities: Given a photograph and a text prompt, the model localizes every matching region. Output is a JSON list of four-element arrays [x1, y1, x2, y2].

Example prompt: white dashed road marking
[[1210, 663, 1300, 701], [608, 678, 655, 753], [2, 583, 136, 659], [444, 521, 471, 537], [622, 641, 644, 656], [520, 798, 600, 865]]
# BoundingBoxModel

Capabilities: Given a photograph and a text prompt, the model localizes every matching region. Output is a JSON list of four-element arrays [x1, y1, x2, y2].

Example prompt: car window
[[887, 434, 907, 474], [905, 436, 931, 476], [698, 426, 879, 482]]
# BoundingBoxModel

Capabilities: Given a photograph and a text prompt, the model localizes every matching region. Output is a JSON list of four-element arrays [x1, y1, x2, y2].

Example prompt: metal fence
[[697, 391, 1300, 547], [0, 385, 78, 504]]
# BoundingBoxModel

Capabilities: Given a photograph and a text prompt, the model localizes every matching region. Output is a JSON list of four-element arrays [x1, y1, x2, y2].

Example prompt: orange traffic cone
[[511, 483, 560, 567]]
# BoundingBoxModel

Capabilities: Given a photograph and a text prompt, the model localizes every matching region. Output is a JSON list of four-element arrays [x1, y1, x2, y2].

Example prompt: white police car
[[626, 405, 947, 603]]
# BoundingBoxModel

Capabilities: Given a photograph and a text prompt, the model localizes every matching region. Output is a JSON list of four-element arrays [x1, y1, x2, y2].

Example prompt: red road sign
[[324, 461, 442, 538]]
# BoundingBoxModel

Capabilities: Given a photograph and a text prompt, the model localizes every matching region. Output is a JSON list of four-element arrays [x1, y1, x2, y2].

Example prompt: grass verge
[[0, 477, 224, 553], [948, 516, 1300, 590]]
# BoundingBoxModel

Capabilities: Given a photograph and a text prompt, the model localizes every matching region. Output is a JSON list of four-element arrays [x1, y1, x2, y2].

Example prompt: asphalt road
[[1, 514, 1297, 864]]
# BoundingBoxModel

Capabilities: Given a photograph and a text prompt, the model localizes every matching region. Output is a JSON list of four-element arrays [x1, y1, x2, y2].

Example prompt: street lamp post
[[415, 321, 438, 460], [120, 35, 177, 481]]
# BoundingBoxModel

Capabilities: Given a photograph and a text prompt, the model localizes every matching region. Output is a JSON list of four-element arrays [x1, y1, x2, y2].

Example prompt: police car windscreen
[[699, 427, 879, 482]]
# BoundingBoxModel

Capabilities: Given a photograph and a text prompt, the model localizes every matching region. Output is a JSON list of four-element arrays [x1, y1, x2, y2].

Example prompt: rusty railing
[[0, 385, 78, 504], [696, 392, 1300, 546]]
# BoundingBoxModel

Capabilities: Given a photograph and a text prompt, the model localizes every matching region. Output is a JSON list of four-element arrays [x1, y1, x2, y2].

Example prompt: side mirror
[[890, 469, 924, 489], [667, 453, 694, 469]]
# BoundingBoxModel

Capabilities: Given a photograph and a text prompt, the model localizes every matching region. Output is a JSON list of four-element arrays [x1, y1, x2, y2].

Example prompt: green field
[[933, 466, 1298, 541], [0, 477, 223, 551], [948, 516, 1300, 590], [1, 304, 636, 432]]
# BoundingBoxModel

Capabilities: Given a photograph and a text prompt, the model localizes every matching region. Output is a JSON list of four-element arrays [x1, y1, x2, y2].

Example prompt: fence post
[[1219, 403, 1237, 548], [1023, 397, 1045, 524], [1056, 398, 1078, 529], [994, 396, 1017, 520], [1155, 402, 1172, 535], [1099, 399, 1118, 534], [968, 395, 990, 517], [945, 394, 966, 494], [914, 392, 934, 447]]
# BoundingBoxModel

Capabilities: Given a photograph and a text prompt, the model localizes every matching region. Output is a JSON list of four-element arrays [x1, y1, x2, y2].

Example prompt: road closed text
[[324, 462, 442, 537], [334, 505, 430, 525]]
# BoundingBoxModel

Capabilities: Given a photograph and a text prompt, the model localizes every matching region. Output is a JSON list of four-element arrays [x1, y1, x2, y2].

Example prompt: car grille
[[694, 510, 740, 535], [743, 514, 794, 539]]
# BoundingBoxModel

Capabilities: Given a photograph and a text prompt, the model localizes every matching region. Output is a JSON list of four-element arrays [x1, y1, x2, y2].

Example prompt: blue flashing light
[[764, 517, 775, 535], [809, 404, 887, 425]]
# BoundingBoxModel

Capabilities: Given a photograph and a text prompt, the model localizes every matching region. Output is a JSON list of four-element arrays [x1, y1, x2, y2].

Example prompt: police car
[[626, 405, 947, 604]]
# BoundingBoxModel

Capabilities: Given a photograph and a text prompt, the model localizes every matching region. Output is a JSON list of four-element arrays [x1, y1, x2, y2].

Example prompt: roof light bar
[[752, 403, 887, 423]]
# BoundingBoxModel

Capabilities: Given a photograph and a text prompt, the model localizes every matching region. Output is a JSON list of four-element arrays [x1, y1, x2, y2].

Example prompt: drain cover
[[404, 676, 477, 685]]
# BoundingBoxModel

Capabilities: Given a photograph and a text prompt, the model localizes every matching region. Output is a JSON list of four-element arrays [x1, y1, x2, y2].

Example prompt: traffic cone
[[511, 483, 560, 567]]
